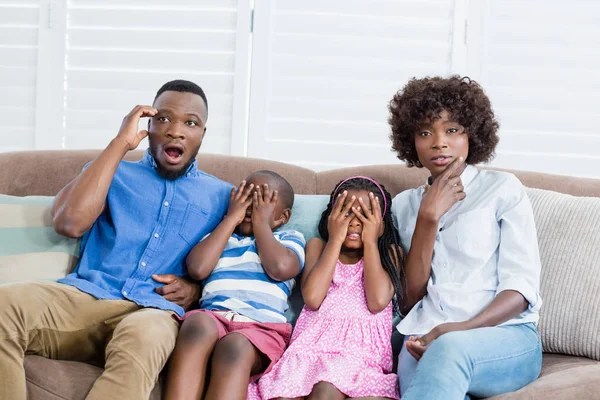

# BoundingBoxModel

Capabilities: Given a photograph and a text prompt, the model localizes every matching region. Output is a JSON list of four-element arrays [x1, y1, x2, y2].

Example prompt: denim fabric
[[59, 150, 232, 316], [399, 323, 542, 400]]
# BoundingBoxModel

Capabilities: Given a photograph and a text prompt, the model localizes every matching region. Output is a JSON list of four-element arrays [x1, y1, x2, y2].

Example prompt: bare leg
[[307, 382, 346, 400], [205, 333, 266, 400], [163, 313, 220, 400]]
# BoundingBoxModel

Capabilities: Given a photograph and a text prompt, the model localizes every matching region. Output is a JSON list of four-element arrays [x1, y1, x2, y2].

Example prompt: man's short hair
[[154, 79, 208, 119]]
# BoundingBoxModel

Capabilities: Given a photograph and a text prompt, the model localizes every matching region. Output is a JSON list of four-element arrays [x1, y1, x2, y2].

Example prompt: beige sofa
[[1, 150, 600, 400]]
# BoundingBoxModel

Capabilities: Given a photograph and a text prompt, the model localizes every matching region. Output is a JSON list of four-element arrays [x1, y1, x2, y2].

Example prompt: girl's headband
[[332, 176, 388, 215]]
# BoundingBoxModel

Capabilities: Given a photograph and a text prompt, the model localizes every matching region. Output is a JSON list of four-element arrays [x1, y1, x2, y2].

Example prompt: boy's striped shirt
[[200, 230, 306, 323]]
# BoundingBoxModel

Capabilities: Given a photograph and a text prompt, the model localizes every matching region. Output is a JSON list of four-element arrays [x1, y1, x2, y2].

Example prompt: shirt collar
[[425, 164, 478, 188], [140, 149, 199, 178], [460, 164, 478, 188], [141, 149, 157, 168]]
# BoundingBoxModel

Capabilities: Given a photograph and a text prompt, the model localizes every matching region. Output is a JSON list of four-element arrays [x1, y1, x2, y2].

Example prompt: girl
[[388, 76, 543, 399], [249, 176, 404, 400]]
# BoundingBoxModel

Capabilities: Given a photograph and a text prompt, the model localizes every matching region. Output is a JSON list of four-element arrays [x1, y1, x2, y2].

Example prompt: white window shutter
[[467, 0, 600, 178], [0, 1, 41, 152], [62, 0, 251, 154], [247, 0, 457, 171]]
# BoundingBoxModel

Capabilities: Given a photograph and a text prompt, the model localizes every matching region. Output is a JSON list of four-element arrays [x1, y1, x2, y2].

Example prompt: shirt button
[[164, 201, 169, 207], [141, 261, 147, 267], [122, 291, 128, 296], [187, 172, 191, 177], [154, 233, 159, 238]]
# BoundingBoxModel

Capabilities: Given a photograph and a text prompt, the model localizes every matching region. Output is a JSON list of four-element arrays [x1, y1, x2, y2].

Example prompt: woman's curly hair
[[388, 75, 500, 167]]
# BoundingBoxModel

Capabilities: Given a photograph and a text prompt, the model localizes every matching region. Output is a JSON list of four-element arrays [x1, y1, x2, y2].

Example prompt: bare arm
[[254, 223, 300, 281], [406, 290, 528, 360], [252, 184, 300, 281], [462, 290, 528, 329], [301, 191, 354, 310], [185, 216, 239, 281], [186, 181, 254, 281], [402, 157, 466, 311], [51, 105, 157, 238], [427, 290, 528, 337], [362, 240, 394, 313], [402, 213, 438, 312], [300, 238, 339, 310], [354, 193, 394, 313]]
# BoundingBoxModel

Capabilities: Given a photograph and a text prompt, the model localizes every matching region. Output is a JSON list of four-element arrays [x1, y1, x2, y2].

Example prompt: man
[[0, 80, 232, 399]]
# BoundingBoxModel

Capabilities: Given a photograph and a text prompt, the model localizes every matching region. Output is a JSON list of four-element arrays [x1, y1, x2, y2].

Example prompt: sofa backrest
[[1, 150, 600, 197], [4, 150, 600, 360], [0, 150, 317, 196]]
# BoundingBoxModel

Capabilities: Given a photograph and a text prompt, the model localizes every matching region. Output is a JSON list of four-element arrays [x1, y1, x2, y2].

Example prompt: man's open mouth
[[164, 145, 184, 165]]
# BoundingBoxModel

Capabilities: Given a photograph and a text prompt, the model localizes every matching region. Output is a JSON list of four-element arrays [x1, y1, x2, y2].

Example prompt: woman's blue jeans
[[398, 323, 542, 400]]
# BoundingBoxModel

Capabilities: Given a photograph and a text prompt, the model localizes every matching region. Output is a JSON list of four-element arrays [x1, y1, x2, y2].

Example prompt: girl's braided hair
[[318, 177, 406, 313]]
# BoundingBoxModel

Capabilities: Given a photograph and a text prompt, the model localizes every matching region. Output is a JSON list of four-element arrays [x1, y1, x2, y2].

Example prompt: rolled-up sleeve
[[495, 177, 542, 312], [278, 230, 306, 272]]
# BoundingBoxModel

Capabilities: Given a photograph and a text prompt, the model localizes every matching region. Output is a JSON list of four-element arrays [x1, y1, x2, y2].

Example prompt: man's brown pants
[[0, 281, 179, 400]]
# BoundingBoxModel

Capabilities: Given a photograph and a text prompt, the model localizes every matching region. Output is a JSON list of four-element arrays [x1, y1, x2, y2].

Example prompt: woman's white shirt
[[392, 165, 542, 335]]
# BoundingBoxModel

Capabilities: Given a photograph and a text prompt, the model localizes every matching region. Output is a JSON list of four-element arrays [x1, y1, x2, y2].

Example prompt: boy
[[164, 170, 305, 400]]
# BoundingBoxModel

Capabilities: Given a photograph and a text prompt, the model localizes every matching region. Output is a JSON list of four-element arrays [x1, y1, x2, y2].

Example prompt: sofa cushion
[[526, 187, 600, 360], [24, 355, 162, 400], [0, 195, 79, 285], [25, 354, 599, 400], [488, 354, 600, 399], [287, 194, 329, 241]]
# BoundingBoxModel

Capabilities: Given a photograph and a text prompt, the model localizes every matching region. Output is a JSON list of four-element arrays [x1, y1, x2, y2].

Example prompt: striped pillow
[[526, 187, 600, 360], [0, 195, 80, 285]]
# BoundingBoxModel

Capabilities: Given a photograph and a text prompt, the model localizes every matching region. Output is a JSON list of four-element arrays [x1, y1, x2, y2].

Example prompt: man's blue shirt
[[58, 150, 232, 316]]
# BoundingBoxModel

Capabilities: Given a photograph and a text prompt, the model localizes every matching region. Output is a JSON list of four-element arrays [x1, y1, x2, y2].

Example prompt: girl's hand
[[419, 157, 466, 222], [352, 192, 383, 246], [327, 191, 356, 245], [252, 184, 278, 227], [226, 181, 254, 224]]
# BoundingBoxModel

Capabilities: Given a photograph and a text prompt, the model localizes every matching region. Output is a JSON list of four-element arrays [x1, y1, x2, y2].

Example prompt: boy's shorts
[[176, 309, 292, 380]]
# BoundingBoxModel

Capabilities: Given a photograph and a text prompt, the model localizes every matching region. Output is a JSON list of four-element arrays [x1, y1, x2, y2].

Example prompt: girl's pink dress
[[247, 258, 400, 399]]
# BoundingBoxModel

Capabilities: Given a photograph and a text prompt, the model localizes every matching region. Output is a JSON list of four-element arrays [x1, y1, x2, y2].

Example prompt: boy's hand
[[327, 191, 355, 246], [252, 184, 278, 228], [226, 180, 254, 224], [352, 192, 383, 245], [115, 105, 158, 150]]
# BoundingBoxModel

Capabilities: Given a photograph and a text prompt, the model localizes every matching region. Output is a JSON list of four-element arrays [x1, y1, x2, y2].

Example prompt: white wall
[[1, 0, 599, 178]]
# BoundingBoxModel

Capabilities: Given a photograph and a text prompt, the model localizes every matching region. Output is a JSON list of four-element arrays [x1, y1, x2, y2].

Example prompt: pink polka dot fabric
[[247, 258, 399, 399]]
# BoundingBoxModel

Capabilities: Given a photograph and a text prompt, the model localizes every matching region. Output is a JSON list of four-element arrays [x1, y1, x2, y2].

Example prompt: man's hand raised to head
[[51, 105, 158, 238], [115, 105, 158, 151], [419, 156, 467, 222]]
